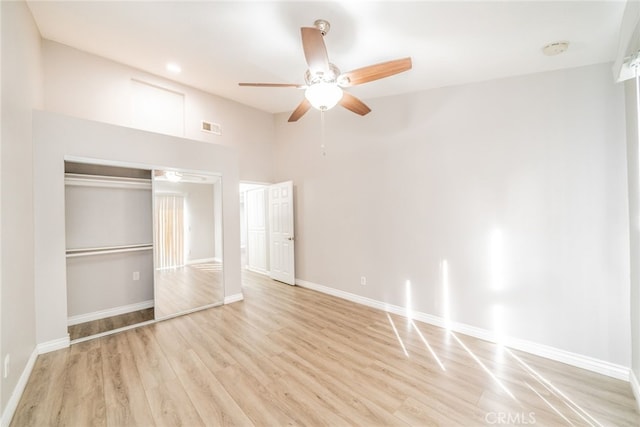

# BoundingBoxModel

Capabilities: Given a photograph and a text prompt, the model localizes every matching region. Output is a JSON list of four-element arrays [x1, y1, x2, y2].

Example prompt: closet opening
[[64, 161, 155, 341], [65, 160, 226, 343]]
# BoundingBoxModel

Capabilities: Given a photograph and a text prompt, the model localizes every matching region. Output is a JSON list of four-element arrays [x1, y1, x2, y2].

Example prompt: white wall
[[42, 40, 276, 183], [33, 111, 241, 346], [275, 63, 631, 367], [0, 0, 42, 416]]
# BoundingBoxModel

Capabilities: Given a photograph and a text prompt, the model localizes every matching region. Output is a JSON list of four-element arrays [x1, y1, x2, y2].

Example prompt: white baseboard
[[67, 300, 154, 326], [631, 369, 640, 411], [295, 278, 630, 381], [36, 335, 70, 354], [186, 257, 217, 265], [224, 293, 244, 304], [1, 348, 38, 427]]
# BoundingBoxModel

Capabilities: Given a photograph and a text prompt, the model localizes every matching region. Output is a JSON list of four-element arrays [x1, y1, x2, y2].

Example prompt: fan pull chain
[[320, 109, 327, 156]]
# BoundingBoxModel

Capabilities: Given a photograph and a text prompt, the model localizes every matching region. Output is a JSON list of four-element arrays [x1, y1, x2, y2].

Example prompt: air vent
[[201, 120, 222, 135]]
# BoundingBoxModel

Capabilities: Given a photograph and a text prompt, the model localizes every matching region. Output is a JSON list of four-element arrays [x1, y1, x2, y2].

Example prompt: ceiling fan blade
[[340, 92, 371, 116], [239, 83, 306, 88], [301, 27, 329, 73], [340, 57, 412, 87], [288, 98, 312, 122]]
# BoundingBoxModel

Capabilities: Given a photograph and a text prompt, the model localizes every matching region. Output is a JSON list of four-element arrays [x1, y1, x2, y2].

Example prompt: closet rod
[[66, 244, 153, 258], [65, 173, 152, 190]]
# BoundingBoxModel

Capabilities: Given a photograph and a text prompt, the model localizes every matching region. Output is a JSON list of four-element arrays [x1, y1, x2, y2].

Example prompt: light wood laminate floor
[[68, 308, 155, 341], [154, 262, 223, 318], [12, 271, 640, 426]]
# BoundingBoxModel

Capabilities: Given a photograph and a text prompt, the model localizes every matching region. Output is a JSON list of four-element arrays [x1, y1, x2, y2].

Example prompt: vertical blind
[[155, 194, 185, 269]]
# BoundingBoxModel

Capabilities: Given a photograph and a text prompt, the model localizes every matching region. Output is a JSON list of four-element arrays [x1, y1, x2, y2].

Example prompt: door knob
[[287, 236, 294, 241]]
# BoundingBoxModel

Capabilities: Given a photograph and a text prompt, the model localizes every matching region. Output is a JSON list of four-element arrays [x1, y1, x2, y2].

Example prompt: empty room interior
[[3, 0, 640, 425]]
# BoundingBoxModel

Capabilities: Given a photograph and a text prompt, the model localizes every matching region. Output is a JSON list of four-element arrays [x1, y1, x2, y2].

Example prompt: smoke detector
[[542, 41, 569, 56]]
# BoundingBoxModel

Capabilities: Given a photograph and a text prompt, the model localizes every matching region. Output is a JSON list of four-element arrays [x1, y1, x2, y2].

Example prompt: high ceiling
[[27, 1, 626, 114]]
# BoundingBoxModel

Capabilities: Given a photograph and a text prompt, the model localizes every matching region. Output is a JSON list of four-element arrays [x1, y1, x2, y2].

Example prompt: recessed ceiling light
[[166, 62, 182, 74], [542, 41, 569, 56]]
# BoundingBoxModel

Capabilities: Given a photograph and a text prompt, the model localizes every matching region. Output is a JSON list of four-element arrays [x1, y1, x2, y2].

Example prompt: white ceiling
[[27, 1, 626, 114]]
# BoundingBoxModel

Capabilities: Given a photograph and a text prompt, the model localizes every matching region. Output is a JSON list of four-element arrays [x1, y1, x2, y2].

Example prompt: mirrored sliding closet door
[[153, 170, 224, 319]]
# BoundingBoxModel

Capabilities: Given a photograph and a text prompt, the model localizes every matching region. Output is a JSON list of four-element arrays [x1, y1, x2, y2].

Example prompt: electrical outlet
[[4, 354, 10, 379], [360, 276, 367, 286], [133, 271, 140, 281]]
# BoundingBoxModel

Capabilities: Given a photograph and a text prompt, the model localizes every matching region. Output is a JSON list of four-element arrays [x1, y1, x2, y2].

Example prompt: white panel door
[[269, 181, 295, 285], [246, 187, 268, 273]]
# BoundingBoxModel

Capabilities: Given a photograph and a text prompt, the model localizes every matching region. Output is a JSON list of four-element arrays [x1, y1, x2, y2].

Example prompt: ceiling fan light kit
[[305, 82, 343, 110], [239, 19, 412, 122]]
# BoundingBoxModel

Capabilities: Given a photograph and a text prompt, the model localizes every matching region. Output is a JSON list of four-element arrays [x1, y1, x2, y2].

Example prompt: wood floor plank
[[125, 326, 176, 390], [101, 347, 155, 427], [11, 270, 640, 426], [10, 350, 68, 427], [57, 347, 106, 427], [171, 313, 238, 372], [173, 349, 254, 427], [215, 365, 297, 426], [144, 378, 205, 427], [68, 308, 154, 341]]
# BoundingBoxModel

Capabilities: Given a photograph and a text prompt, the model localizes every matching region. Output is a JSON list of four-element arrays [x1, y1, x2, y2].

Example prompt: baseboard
[[186, 257, 217, 265], [224, 293, 244, 304], [0, 348, 38, 427], [67, 300, 154, 326], [631, 369, 640, 411], [295, 278, 630, 381], [37, 335, 70, 354]]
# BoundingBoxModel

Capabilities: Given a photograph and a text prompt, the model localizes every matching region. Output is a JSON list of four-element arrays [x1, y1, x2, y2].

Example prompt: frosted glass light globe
[[305, 82, 343, 111]]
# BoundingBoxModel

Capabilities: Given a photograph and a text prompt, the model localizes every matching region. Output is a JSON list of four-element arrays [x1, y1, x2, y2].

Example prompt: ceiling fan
[[239, 19, 412, 122]]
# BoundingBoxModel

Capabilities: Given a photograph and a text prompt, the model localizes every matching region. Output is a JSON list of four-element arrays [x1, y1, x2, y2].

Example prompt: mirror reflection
[[153, 169, 223, 318]]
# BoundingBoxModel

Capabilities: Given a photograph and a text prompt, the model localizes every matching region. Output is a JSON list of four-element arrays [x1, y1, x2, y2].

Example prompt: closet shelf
[[65, 173, 152, 190], [66, 243, 153, 258]]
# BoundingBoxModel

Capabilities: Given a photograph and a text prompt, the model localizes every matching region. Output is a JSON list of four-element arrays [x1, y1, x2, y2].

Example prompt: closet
[[65, 162, 154, 340], [64, 161, 225, 342]]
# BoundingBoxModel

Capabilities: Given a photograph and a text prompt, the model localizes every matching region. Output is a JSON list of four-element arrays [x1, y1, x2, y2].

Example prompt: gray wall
[[625, 77, 639, 384], [155, 180, 217, 262], [33, 111, 241, 346], [0, 0, 43, 415], [65, 184, 154, 317], [65, 186, 153, 248], [618, 0, 640, 392], [275, 63, 631, 366], [66, 252, 154, 317], [43, 40, 275, 183]]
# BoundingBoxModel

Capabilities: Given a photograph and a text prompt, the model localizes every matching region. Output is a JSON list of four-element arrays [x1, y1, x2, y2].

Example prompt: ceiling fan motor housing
[[313, 19, 330, 36], [305, 63, 341, 85]]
